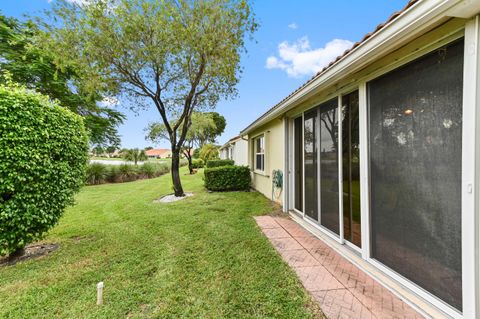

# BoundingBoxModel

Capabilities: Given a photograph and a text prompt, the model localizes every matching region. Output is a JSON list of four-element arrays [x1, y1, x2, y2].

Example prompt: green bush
[[139, 162, 157, 178], [86, 163, 108, 184], [0, 84, 89, 256], [206, 159, 234, 168], [85, 162, 171, 185], [106, 165, 120, 183], [192, 158, 205, 169], [199, 144, 219, 161], [204, 166, 251, 191]]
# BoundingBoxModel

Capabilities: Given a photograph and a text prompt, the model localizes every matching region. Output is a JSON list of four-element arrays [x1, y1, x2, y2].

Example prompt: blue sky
[[1, 0, 407, 149]]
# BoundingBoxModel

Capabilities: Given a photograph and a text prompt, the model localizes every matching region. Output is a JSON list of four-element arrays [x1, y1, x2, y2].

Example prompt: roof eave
[[241, 0, 467, 135]]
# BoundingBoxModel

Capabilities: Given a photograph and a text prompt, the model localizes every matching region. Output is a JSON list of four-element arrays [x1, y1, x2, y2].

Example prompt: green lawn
[[0, 168, 319, 318]]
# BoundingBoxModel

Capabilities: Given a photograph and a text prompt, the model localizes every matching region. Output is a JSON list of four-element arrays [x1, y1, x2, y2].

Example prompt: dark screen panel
[[294, 117, 303, 212], [342, 91, 361, 246], [319, 99, 339, 234], [369, 40, 464, 310], [304, 110, 318, 221]]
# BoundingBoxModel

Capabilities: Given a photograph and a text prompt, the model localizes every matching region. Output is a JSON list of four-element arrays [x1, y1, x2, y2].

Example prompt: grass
[[0, 167, 319, 319]]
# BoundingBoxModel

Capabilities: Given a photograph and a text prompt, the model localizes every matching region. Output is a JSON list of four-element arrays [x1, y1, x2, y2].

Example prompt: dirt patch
[[268, 201, 288, 217], [0, 243, 59, 267], [154, 192, 194, 203]]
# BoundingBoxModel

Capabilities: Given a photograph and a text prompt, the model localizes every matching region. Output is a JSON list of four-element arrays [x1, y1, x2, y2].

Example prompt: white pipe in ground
[[97, 282, 104, 305]]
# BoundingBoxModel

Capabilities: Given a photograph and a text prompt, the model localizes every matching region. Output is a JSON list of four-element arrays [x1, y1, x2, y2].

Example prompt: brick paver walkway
[[254, 215, 424, 319]]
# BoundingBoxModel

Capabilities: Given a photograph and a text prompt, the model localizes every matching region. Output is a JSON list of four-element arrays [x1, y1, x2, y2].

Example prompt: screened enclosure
[[368, 39, 464, 310]]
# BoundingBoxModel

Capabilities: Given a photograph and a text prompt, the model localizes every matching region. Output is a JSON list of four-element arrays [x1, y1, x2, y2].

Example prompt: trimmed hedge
[[191, 158, 204, 169], [0, 84, 89, 256], [204, 165, 251, 191], [206, 159, 234, 168]]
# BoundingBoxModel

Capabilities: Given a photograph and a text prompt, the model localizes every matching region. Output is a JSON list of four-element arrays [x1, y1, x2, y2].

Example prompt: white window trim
[[253, 134, 265, 174]]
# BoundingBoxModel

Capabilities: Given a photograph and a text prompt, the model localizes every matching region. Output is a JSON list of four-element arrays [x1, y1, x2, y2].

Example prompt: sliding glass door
[[319, 99, 339, 234], [342, 91, 361, 247], [368, 39, 464, 311], [294, 116, 303, 212], [304, 110, 318, 221]]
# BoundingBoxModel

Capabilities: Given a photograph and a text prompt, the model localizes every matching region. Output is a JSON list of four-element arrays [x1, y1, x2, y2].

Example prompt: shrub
[[206, 159, 234, 168], [204, 166, 251, 191], [199, 144, 219, 161], [85, 162, 172, 185], [86, 163, 108, 184], [192, 158, 205, 169], [117, 164, 137, 182], [106, 165, 120, 183], [139, 162, 157, 178], [0, 84, 88, 256]]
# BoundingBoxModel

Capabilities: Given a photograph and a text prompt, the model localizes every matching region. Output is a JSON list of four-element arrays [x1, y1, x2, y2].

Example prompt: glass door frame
[[285, 25, 478, 319], [292, 114, 305, 217]]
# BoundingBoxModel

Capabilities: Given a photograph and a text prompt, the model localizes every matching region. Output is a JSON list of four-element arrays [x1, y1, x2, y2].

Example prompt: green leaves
[[40, 0, 256, 194], [204, 165, 251, 191], [0, 14, 125, 147], [0, 84, 89, 256]]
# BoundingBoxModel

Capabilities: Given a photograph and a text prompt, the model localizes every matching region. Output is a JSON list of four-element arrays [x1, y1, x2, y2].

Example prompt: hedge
[[0, 84, 89, 256], [206, 159, 234, 168], [191, 158, 204, 169], [204, 165, 251, 191]]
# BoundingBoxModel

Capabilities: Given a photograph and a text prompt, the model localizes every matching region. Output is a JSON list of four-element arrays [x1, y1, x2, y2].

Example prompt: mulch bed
[[0, 243, 59, 267]]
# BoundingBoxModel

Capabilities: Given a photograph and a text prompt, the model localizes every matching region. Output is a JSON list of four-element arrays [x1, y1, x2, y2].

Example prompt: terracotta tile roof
[[145, 149, 171, 156], [243, 0, 419, 132]]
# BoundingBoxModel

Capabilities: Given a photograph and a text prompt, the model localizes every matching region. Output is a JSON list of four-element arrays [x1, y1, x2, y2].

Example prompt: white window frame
[[254, 134, 265, 173]]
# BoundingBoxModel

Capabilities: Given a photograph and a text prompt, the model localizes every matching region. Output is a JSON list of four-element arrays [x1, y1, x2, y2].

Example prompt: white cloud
[[288, 23, 298, 30], [266, 37, 353, 78]]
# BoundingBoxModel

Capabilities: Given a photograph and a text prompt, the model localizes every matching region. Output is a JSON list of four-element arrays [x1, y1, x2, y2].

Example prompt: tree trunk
[[184, 150, 194, 174], [187, 156, 193, 174], [171, 148, 185, 197]]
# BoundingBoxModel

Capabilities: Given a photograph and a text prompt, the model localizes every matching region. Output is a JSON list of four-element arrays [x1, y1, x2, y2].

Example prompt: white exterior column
[[358, 82, 370, 260], [462, 15, 480, 318]]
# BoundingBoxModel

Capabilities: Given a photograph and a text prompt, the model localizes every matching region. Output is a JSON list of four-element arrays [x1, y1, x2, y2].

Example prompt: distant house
[[219, 136, 248, 166], [239, 1, 480, 317], [145, 149, 172, 159]]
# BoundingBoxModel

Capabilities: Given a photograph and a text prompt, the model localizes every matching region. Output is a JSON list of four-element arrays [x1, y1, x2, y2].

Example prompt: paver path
[[254, 215, 424, 319]]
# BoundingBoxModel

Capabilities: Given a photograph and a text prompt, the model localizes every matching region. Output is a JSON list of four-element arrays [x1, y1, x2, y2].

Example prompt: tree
[[203, 112, 226, 145], [146, 112, 216, 174], [199, 144, 220, 162], [93, 145, 105, 157], [123, 148, 147, 165], [39, 0, 257, 197], [0, 13, 125, 147], [0, 83, 88, 258]]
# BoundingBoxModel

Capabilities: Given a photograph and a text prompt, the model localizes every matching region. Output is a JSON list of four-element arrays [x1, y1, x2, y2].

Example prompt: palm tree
[[123, 148, 147, 165]]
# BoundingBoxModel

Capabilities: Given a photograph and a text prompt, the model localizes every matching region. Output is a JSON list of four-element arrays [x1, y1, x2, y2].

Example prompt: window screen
[[342, 91, 361, 246], [294, 117, 303, 212], [368, 39, 464, 310], [255, 136, 265, 171], [319, 98, 339, 234], [304, 110, 318, 221]]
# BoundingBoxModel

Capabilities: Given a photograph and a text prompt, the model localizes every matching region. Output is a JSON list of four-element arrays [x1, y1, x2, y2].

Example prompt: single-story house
[[219, 135, 248, 166], [145, 148, 172, 159], [241, 1, 480, 318]]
